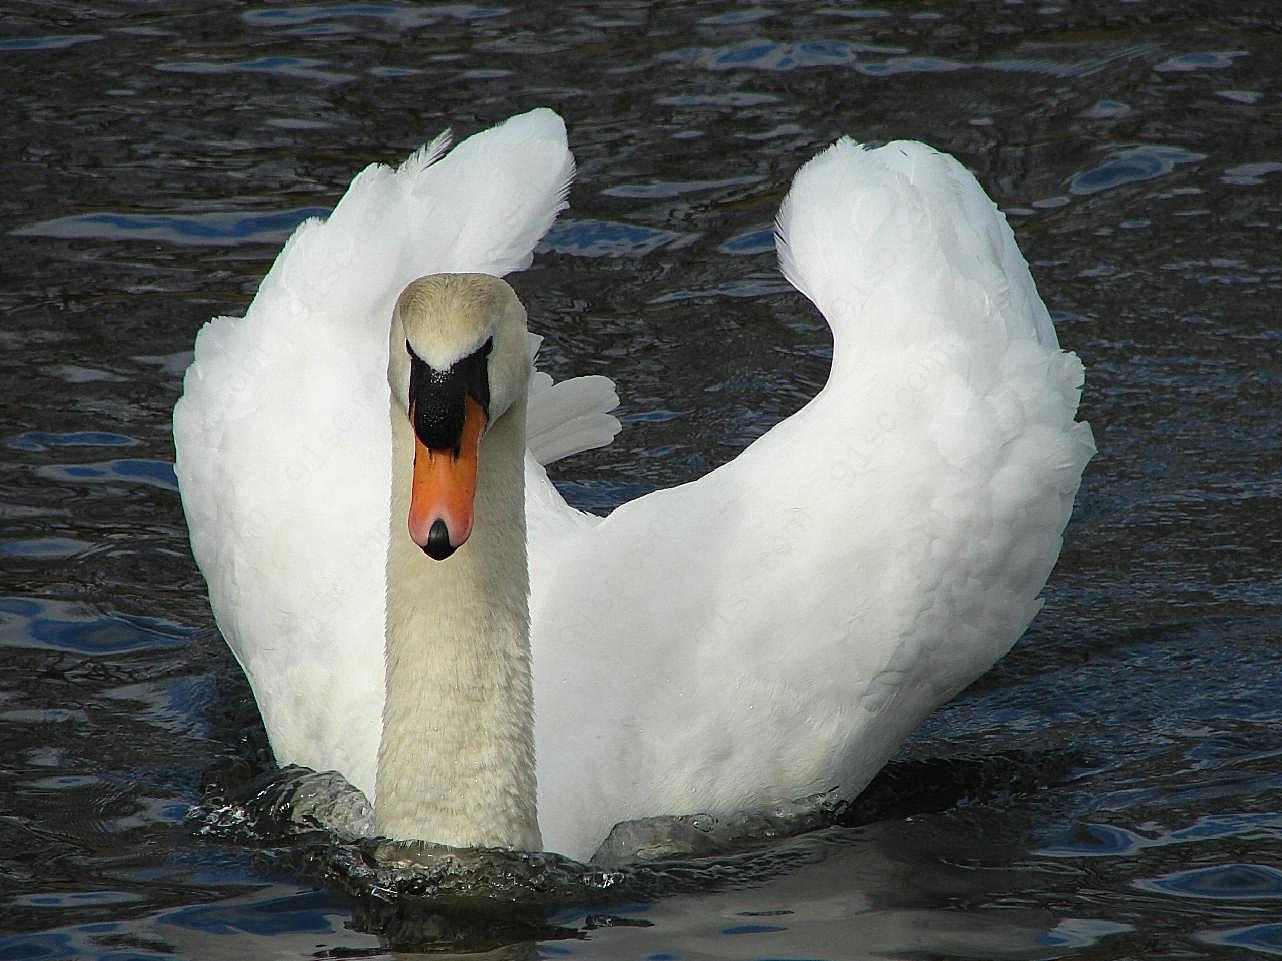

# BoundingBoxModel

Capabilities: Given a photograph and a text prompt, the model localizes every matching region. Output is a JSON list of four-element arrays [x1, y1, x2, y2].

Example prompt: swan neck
[[376, 395, 540, 850]]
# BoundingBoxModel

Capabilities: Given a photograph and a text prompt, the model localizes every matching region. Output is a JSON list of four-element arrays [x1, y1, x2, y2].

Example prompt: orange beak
[[408, 395, 487, 560]]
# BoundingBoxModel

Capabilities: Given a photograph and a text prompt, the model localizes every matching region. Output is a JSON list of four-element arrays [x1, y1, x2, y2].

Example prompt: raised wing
[[530, 138, 1094, 859], [174, 110, 577, 799]]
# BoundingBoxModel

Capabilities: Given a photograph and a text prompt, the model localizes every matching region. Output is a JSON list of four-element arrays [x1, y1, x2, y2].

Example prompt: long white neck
[[375, 394, 541, 851]]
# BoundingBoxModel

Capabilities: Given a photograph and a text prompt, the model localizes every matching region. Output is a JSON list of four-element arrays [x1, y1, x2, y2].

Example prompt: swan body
[[174, 109, 1094, 862]]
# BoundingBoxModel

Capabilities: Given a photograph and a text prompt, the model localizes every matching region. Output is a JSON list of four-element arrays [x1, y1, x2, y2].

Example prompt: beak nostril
[[424, 518, 456, 561]]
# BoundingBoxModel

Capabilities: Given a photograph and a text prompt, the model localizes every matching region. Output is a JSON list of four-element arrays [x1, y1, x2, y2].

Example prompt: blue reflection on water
[[723, 923, 787, 934], [0, 538, 91, 559], [649, 276, 794, 304], [1138, 863, 1282, 899], [0, 933, 78, 961], [244, 4, 506, 27], [1222, 161, 1282, 187], [699, 7, 776, 25], [16, 209, 329, 247], [661, 94, 783, 112], [1082, 99, 1132, 119], [1038, 916, 1135, 947], [162, 890, 344, 937], [858, 56, 960, 76], [1040, 812, 1282, 865], [370, 65, 421, 78], [0, 889, 359, 961], [1170, 812, 1282, 842], [7, 432, 136, 452], [1070, 145, 1204, 195], [1155, 50, 1248, 73], [37, 459, 178, 491], [538, 219, 686, 258], [664, 37, 969, 75], [1202, 922, 1282, 956], [666, 38, 911, 72], [0, 597, 194, 654], [0, 35, 101, 51], [14, 891, 143, 909], [720, 228, 775, 255], [603, 175, 762, 199], [1038, 822, 1148, 856], [157, 56, 354, 83]]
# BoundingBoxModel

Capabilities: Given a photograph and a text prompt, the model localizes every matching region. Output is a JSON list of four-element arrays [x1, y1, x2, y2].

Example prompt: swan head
[[388, 273, 530, 560]]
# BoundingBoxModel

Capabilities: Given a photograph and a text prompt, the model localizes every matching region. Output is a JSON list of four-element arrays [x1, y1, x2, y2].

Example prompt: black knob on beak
[[424, 518, 456, 561]]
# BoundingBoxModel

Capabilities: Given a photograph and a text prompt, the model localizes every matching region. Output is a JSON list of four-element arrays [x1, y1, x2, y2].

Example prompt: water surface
[[3, 1, 1280, 957]]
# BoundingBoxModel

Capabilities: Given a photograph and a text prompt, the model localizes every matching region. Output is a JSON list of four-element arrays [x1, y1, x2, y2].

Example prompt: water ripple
[[14, 889, 144, 909], [243, 4, 508, 29], [859, 55, 961, 77], [1070, 145, 1205, 195], [1155, 50, 1249, 73], [1216, 89, 1263, 104], [1137, 862, 1282, 900], [1039, 917, 1135, 948], [538, 219, 690, 258], [1200, 922, 1282, 956], [1039, 822, 1149, 857], [1168, 812, 1282, 843], [156, 55, 355, 83], [1222, 161, 1282, 187], [1082, 99, 1133, 119], [650, 276, 794, 304], [1040, 812, 1282, 860], [162, 889, 344, 936], [0, 538, 91, 559], [662, 38, 973, 76], [15, 208, 329, 247], [0, 597, 193, 654], [656, 91, 780, 107], [6, 431, 136, 452], [657, 35, 1121, 78], [719, 228, 776, 256], [698, 7, 777, 26], [5, 1, 1282, 956], [36, 459, 178, 491], [0, 34, 102, 51], [603, 175, 763, 199]]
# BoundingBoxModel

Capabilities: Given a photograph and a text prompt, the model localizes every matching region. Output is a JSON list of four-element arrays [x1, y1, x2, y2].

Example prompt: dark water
[[4, 1, 1281, 957]]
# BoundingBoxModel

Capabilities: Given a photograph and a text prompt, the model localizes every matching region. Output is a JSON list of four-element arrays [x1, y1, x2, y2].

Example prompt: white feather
[[175, 109, 584, 797], [174, 113, 1094, 862]]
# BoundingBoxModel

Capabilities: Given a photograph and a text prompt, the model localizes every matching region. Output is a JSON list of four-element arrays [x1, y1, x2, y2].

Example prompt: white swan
[[173, 108, 1094, 863]]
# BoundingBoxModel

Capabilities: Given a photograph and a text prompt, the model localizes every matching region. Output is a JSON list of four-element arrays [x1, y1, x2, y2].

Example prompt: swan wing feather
[[531, 137, 1094, 860], [527, 373, 621, 465], [174, 109, 577, 799]]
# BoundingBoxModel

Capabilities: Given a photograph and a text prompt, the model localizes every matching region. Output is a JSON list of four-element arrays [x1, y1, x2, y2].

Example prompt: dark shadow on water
[[350, 897, 577, 956], [193, 730, 1083, 952]]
